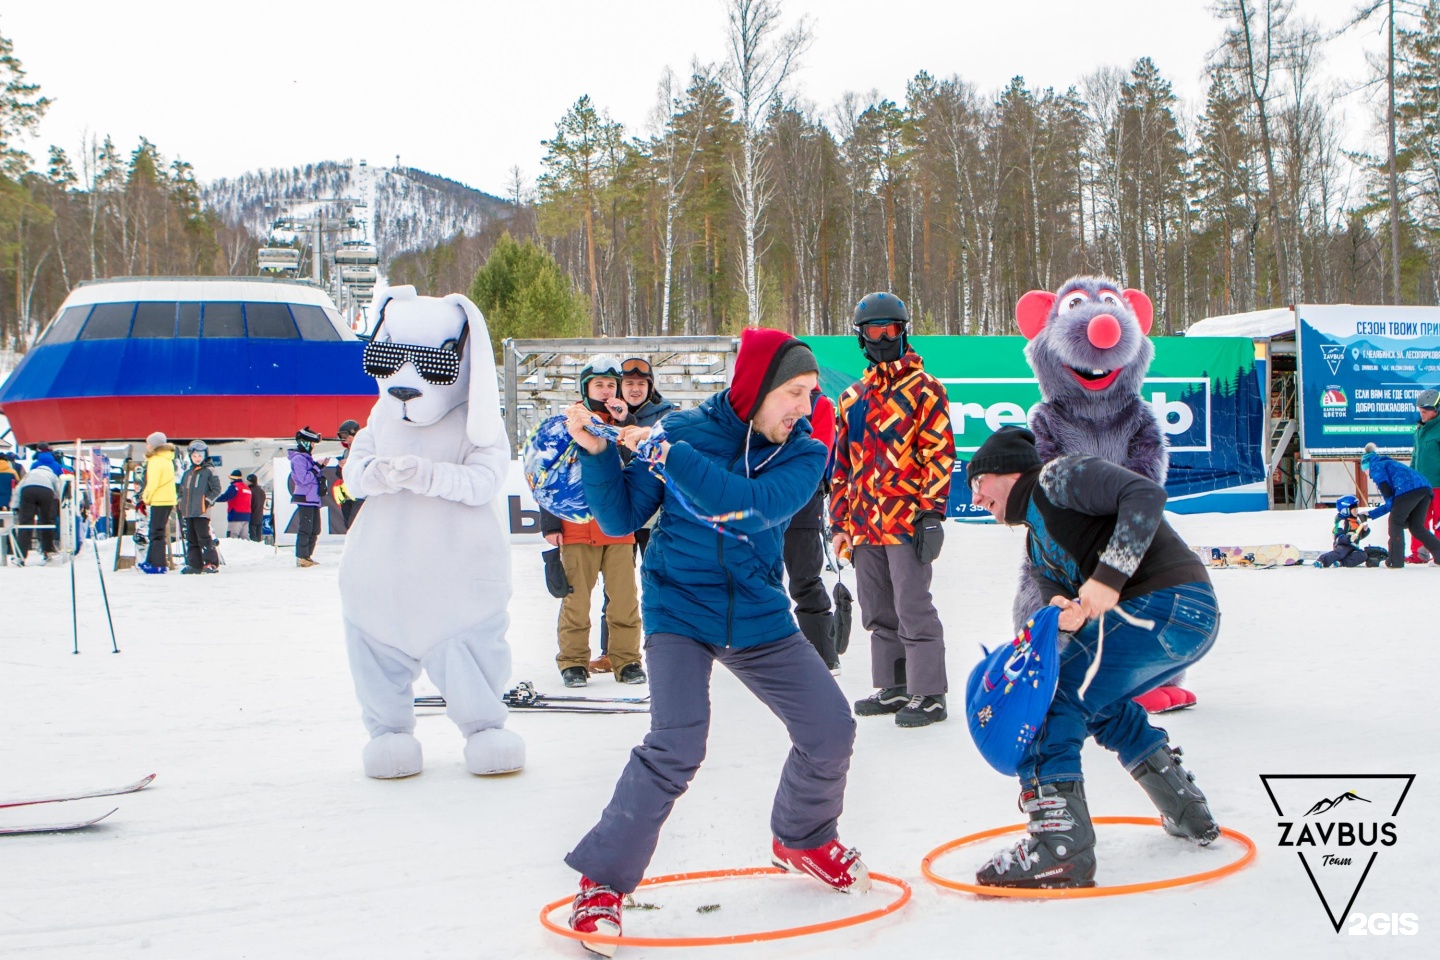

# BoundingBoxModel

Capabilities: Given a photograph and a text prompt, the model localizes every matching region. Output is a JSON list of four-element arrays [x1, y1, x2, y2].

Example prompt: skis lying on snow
[[415, 682, 649, 714], [0, 808, 118, 836], [0, 773, 156, 810]]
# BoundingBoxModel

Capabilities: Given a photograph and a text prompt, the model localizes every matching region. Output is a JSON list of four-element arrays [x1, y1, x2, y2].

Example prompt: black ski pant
[[341, 497, 364, 530], [1385, 487, 1440, 567], [294, 505, 319, 559], [249, 514, 263, 542], [182, 516, 219, 570], [1318, 543, 1367, 568], [146, 505, 172, 568], [784, 523, 836, 665], [16, 486, 57, 556]]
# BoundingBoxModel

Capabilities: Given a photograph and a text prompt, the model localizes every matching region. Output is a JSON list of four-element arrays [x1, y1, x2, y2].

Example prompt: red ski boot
[[771, 837, 872, 893], [569, 877, 623, 957]]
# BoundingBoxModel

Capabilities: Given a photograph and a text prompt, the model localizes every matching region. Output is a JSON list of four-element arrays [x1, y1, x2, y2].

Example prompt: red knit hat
[[729, 328, 819, 422]]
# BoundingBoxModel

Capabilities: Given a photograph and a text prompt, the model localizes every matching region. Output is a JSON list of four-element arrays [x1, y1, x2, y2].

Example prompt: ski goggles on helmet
[[362, 317, 470, 385], [859, 320, 905, 341], [621, 358, 652, 377]]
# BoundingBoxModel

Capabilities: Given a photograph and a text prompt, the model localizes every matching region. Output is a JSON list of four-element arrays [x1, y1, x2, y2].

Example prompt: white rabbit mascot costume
[[339, 285, 522, 778]]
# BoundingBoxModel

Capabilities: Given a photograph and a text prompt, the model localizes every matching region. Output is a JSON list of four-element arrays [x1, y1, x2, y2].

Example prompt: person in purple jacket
[[288, 426, 329, 567]]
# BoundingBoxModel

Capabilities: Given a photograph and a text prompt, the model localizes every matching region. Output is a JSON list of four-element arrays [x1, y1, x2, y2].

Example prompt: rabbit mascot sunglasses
[[339, 285, 522, 778]]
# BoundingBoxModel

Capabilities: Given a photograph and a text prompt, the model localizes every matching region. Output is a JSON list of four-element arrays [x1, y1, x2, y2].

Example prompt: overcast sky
[[8, 1, 1383, 196]]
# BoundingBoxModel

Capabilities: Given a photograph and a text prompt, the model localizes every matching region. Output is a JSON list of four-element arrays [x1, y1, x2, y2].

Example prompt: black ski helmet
[[295, 425, 322, 450], [852, 291, 910, 356], [852, 291, 910, 329], [337, 419, 361, 438]]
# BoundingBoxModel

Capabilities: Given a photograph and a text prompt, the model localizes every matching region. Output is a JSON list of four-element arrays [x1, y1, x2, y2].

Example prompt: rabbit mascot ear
[[442, 293, 502, 448]]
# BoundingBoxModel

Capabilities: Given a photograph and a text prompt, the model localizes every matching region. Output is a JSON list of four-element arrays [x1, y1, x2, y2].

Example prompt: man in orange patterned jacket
[[830, 292, 956, 728]]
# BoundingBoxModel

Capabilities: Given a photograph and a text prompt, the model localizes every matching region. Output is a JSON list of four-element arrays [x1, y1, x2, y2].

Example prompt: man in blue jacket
[[1360, 442, 1440, 567], [561, 328, 867, 954]]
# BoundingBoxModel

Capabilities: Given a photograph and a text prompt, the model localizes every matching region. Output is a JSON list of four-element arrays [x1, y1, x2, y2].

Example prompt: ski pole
[[69, 536, 79, 655], [92, 536, 119, 653]]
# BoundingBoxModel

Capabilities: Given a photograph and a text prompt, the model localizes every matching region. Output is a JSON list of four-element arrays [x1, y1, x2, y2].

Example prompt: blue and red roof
[[0, 277, 377, 445]]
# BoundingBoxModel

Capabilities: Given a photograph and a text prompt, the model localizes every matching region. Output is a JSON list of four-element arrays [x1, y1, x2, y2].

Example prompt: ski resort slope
[[0, 511, 1433, 959]]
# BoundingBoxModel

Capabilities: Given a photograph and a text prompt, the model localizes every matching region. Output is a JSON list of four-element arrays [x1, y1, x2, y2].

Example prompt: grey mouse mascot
[[1014, 275, 1194, 712]]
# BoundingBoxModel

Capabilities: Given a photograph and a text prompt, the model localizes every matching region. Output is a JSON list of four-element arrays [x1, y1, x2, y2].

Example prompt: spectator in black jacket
[[177, 440, 222, 573], [247, 474, 266, 542], [966, 426, 1222, 890]]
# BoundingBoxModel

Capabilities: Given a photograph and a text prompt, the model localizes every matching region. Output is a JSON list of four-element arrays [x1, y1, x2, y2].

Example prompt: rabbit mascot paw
[[339, 285, 523, 778]]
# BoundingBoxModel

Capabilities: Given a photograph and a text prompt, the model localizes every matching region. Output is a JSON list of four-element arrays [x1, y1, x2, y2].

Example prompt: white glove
[[387, 455, 434, 494], [361, 457, 402, 495]]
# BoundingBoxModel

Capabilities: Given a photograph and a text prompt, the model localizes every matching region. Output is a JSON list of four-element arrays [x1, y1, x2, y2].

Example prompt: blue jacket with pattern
[[1007, 454, 1209, 605], [578, 389, 826, 648]]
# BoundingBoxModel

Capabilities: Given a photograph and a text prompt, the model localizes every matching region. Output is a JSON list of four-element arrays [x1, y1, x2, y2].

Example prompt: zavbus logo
[[1259, 774, 1415, 934]]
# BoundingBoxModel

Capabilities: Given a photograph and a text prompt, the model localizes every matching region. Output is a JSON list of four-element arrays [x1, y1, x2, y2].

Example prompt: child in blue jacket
[[1316, 495, 1385, 568]]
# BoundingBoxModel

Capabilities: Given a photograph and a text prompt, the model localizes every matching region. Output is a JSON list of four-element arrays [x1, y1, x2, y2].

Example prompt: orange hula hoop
[[921, 816, 1256, 899], [539, 866, 911, 948]]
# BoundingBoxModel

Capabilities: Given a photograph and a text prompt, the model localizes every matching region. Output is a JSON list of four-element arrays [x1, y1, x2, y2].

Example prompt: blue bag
[[522, 415, 591, 523], [965, 605, 1062, 776]]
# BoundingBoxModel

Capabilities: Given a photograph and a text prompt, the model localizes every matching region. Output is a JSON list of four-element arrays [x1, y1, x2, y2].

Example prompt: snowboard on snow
[[1191, 544, 1315, 568]]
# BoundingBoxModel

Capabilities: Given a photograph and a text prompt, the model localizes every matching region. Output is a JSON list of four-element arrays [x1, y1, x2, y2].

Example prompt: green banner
[[803, 335, 1265, 510]]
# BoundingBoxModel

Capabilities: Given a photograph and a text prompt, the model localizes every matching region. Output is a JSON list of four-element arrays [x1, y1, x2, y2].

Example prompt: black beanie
[[968, 426, 1042, 479]]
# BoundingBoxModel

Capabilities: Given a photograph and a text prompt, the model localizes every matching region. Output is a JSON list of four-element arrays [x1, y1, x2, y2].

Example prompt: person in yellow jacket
[[138, 430, 177, 574]]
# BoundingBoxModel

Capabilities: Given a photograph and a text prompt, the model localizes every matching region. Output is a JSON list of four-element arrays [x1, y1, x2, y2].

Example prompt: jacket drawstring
[[1077, 606, 1156, 701]]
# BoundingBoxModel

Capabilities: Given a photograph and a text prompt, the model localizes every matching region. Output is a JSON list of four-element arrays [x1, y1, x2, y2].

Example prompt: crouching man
[[967, 426, 1221, 889]]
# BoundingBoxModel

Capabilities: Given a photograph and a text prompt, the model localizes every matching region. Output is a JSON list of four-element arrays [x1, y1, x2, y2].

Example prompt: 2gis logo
[[1260, 774, 1415, 934], [1347, 912, 1419, 936]]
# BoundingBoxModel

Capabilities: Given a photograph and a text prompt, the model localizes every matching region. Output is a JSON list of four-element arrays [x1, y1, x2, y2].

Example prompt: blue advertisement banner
[[1296, 304, 1440, 457]]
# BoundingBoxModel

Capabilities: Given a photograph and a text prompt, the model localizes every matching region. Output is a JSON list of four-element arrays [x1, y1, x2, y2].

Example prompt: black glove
[[543, 547, 572, 598], [913, 510, 945, 564]]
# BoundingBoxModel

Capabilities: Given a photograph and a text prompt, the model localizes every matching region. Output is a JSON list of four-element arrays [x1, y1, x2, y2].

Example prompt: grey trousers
[[853, 542, 947, 696], [565, 630, 855, 893]]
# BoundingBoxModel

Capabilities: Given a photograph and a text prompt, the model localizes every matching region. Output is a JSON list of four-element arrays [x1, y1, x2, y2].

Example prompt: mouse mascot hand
[[1011, 276, 1192, 712], [338, 285, 522, 778]]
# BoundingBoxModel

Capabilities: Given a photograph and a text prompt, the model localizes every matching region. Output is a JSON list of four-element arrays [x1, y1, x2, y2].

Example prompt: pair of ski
[[0, 773, 156, 836], [415, 681, 649, 715]]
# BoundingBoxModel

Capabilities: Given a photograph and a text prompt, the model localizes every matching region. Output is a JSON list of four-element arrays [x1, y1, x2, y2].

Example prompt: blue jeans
[[1017, 581, 1220, 787], [565, 631, 855, 892]]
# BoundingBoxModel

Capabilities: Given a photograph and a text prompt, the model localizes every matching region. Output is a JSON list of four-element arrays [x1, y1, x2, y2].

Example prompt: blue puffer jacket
[[1364, 454, 1432, 519], [579, 389, 827, 648]]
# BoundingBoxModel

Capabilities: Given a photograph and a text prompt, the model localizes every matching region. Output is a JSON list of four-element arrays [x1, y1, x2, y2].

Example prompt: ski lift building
[[0, 277, 377, 445]]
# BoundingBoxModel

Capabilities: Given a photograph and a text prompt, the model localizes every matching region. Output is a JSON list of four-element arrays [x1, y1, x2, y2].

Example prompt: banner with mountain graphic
[[1297, 304, 1440, 457]]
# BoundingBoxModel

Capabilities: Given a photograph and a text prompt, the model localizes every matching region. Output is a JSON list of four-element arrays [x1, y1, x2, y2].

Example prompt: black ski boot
[[1129, 744, 1220, 845], [976, 781, 1096, 889]]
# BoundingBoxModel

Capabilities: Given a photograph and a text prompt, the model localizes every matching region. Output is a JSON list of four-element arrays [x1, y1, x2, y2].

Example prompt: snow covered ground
[[1, 511, 1434, 959]]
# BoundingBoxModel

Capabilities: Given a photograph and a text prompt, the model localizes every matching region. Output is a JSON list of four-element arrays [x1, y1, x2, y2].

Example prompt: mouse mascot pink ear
[[1118, 289, 1154, 334], [441, 293, 502, 448], [1015, 290, 1056, 340]]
